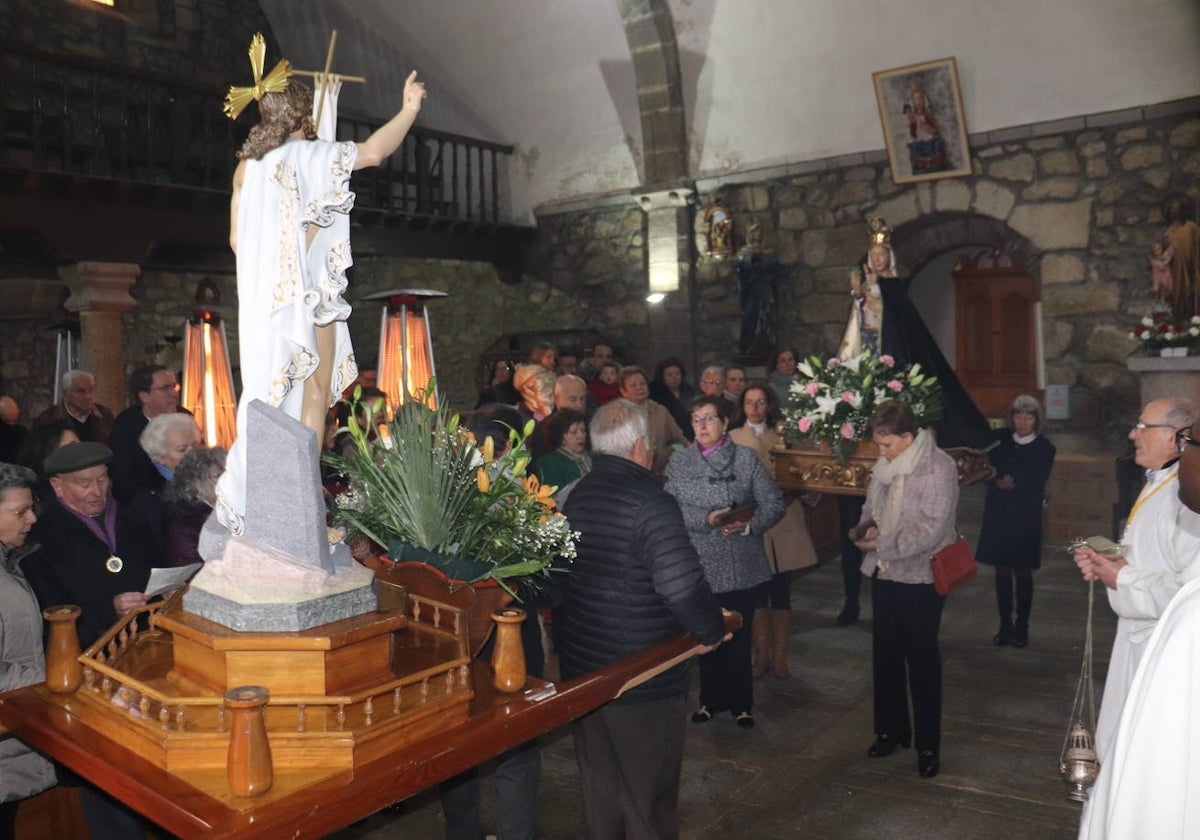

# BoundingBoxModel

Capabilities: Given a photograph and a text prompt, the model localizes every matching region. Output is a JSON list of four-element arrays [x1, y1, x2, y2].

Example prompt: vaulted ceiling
[[252, 1, 1200, 221]]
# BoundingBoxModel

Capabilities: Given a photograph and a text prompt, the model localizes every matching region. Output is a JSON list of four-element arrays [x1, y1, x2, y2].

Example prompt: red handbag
[[930, 536, 977, 596]]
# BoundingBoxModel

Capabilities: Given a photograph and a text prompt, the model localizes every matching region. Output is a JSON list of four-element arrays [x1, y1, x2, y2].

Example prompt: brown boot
[[751, 609, 771, 679], [770, 609, 791, 679]]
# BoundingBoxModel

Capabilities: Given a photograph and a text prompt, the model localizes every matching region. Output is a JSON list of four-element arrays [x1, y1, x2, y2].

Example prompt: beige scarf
[[871, 427, 933, 537]]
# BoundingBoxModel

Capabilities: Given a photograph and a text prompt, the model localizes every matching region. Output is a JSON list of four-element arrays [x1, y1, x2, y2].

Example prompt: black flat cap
[[44, 442, 113, 477]]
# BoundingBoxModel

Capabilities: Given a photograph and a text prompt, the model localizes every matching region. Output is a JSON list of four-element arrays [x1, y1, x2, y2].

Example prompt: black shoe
[[918, 750, 940, 778], [993, 622, 1012, 646], [733, 711, 755, 729], [836, 600, 860, 626], [1011, 628, 1028, 648], [691, 705, 713, 724], [867, 733, 910, 757]]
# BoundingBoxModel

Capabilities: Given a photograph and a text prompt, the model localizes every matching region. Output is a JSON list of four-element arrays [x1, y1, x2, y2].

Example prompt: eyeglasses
[[692, 414, 722, 426], [0, 495, 38, 519], [150, 383, 181, 393], [1131, 421, 1175, 433], [701, 379, 723, 386], [1177, 425, 1198, 454]]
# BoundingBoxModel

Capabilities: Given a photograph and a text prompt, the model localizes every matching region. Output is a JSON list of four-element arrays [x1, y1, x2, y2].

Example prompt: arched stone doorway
[[888, 212, 1041, 418]]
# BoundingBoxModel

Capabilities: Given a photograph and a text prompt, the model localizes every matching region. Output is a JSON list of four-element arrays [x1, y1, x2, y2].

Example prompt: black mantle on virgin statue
[[877, 274, 993, 451]]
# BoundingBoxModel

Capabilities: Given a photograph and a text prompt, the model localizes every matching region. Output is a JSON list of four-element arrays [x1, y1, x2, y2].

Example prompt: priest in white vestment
[[1078, 421, 1200, 839], [1073, 398, 1200, 764], [214, 61, 426, 535]]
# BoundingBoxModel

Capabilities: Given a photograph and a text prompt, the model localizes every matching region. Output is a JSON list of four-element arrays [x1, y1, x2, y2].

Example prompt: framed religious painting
[[873, 57, 971, 184]]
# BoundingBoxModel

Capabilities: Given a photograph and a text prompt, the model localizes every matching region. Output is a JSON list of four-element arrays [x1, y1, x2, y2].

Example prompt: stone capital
[[58, 261, 141, 314], [634, 186, 694, 213]]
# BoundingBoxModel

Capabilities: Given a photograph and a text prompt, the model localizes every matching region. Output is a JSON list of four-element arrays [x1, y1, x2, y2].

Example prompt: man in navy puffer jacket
[[556, 399, 726, 840]]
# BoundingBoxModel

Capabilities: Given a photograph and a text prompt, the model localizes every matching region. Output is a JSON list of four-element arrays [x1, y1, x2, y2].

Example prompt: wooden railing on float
[[0, 40, 514, 224], [78, 592, 471, 737]]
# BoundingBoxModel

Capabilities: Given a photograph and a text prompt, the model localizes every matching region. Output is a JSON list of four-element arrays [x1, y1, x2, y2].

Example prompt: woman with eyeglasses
[[729, 382, 818, 679], [0, 463, 56, 834], [665, 395, 784, 728], [976, 394, 1056, 648]]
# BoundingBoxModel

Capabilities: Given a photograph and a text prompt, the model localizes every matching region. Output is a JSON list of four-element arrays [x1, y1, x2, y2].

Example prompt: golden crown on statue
[[867, 217, 892, 247]]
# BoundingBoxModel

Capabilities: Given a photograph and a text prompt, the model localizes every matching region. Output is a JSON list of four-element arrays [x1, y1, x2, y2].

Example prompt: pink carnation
[[841, 392, 854, 403], [887, 379, 903, 392], [826, 357, 839, 368], [879, 354, 895, 367], [840, 423, 855, 439], [798, 417, 812, 433], [805, 382, 819, 397]]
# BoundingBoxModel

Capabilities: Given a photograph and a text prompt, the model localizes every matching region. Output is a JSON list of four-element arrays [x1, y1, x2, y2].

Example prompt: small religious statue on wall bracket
[[703, 200, 734, 260], [734, 222, 782, 355], [1151, 191, 1200, 319]]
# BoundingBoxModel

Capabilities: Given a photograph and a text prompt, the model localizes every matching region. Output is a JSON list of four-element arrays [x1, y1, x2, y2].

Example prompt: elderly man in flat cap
[[23, 441, 158, 838], [25, 442, 157, 650]]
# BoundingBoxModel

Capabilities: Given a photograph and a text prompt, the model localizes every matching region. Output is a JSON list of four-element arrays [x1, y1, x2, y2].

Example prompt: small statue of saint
[[734, 223, 782, 355], [1152, 192, 1200, 318]]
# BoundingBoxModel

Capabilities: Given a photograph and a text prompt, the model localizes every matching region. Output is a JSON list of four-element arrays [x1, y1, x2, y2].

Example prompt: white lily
[[815, 394, 840, 415]]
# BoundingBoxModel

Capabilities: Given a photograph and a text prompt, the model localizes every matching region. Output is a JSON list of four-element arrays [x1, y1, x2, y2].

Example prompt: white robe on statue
[[1092, 462, 1200, 764], [1078, 574, 1200, 839], [215, 138, 359, 534]]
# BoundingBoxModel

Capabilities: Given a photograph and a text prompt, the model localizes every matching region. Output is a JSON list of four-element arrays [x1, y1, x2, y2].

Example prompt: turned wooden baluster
[[224, 686, 273, 798], [43, 605, 83, 694]]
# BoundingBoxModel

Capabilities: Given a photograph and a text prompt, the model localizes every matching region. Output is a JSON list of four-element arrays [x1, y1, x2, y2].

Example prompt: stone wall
[[349, 207, 647, 408], [4, 97, 1198, 452], [530, 103, 1200, 452]]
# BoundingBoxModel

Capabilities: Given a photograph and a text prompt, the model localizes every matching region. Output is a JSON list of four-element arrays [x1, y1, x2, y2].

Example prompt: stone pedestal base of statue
[[1126, 354, 1200, 407], [184, 535, 377, 632]]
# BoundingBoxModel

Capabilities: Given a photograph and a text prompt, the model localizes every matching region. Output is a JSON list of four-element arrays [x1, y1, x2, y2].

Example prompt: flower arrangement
[[1129, 304, 1200, 354], [781, 351, 943, 462], [325, 384, 577, 596]]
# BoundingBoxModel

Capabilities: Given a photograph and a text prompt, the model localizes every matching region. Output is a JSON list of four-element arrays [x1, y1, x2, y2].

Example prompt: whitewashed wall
[[263, 0, 1200, 220]]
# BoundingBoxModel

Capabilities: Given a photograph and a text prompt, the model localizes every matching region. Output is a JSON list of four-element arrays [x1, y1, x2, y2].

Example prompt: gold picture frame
[[873, 57, 971, 184], [703, 200, 734, 260]]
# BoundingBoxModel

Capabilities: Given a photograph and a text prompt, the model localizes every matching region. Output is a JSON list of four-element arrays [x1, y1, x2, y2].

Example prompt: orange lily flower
[[522, 475, 557, 511]]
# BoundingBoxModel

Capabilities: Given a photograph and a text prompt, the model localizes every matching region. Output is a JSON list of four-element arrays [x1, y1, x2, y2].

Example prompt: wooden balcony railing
[[0, 41, 514, 225]]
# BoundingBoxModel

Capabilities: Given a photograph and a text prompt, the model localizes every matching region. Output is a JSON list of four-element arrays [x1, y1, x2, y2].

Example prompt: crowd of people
[[0, 365, 223, 837], [2, 318, 1193, 837]]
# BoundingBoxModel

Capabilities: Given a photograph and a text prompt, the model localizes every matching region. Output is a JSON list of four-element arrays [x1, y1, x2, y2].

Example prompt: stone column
[[635, 187, 696, 371], [59, 262, 140, 411]]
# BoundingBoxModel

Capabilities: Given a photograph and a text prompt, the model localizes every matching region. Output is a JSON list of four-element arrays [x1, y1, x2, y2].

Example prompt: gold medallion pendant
[[105, 555, 124, 574]]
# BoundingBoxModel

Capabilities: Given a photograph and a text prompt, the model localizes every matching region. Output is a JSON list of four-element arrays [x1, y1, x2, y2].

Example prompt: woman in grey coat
[[0, 463, 56, 835], [665, 395, 784, 728]]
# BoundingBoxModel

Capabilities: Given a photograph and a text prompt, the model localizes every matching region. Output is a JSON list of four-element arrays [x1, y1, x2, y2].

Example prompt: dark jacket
[[555, 453, 724, 703], [161, 498, 210, 568], [32, 401, 115, 445], [108, 405, 159, 504], [26, 496, 156, 648], [977, 429, 1056, 570]]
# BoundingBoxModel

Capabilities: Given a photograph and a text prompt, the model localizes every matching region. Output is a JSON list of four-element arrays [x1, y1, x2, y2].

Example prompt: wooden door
[[953, 250, 1040, 419]]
